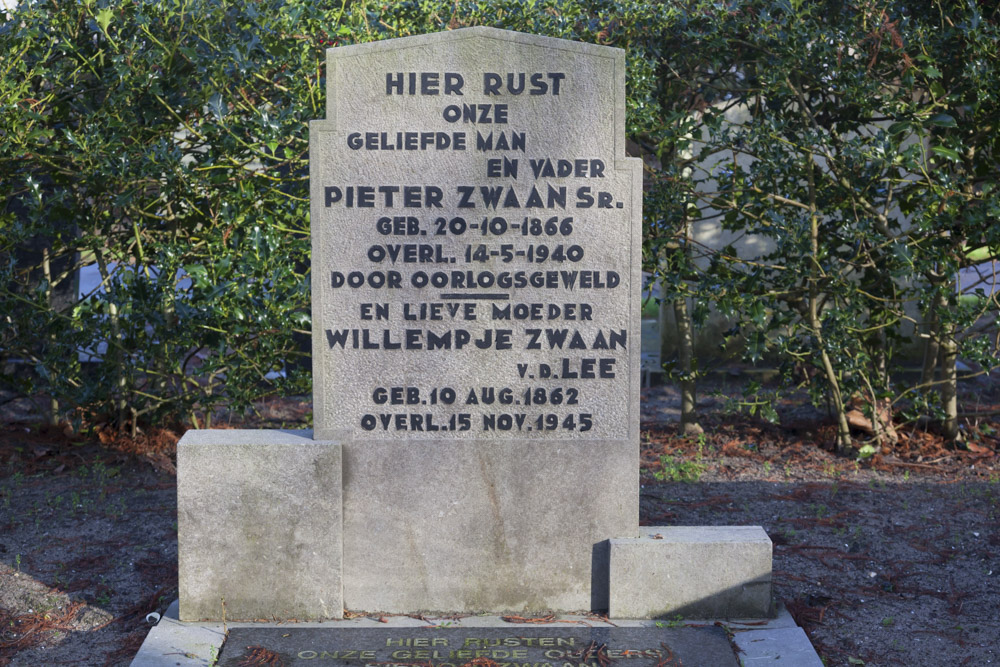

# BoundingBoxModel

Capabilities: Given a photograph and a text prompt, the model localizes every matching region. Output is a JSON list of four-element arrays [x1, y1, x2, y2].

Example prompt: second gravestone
[[310, 27, 643, 612]]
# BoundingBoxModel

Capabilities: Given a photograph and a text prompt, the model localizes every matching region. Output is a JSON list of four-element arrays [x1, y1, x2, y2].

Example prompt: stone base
[[177, 429, 343, 621], [338, 437, 637, 613], [608, 526, 772, 619], [132, 600, 822, 667]]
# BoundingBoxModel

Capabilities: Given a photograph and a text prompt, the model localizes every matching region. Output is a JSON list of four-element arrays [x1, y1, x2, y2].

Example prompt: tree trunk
[[673, 297, 702, 435], [812, 306, 853, 452], [870, 320, 898, 446], [874, 328, 888, 391], [807, 163, 851, 452], [41, 246, 59, 427], [939, 325, 961, 444], [938, 147, 980, 446], [920, 299, 942, 391], [94, 248, 128, 427], [925, 290, 961, 445]]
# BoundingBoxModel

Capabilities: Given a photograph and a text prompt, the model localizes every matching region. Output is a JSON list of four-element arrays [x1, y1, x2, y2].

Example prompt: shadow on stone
[[590, 539, 610, 612]]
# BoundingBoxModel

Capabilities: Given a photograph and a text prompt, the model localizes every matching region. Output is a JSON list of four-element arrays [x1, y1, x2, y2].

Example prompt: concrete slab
[[734, 626, 826, 666], [130, 601, 225, 667], [177, 429, 343, 621], [609, 525, 772, 619], [131, 601, 821, 667]]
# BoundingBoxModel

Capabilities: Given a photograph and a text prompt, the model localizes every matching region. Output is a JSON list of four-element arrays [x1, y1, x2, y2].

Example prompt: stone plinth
[[609, 526, 772, 619], [177, 429, 343, 621]]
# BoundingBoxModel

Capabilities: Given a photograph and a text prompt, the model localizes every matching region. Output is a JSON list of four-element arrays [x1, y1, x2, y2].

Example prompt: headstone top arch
[[311, 27, 640, 446]]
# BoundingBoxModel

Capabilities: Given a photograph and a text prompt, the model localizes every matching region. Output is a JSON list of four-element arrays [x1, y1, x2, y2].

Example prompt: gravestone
[[309, 27, 643, 612], [176, 26, 771, 624]]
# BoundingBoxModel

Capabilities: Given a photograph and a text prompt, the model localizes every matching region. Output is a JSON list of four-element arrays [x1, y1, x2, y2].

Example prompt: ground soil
[[1, 382, 998, 666]]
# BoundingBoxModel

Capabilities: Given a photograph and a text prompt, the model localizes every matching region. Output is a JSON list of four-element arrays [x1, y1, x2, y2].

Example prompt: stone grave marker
[[217, 626, 740, 666], [177, 26, 770, 624], [309, 27, 643, 612]]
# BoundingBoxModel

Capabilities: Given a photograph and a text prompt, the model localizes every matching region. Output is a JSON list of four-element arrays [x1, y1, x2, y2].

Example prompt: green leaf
[[95, 8, 113, 33], [964, 245, 1000, 262], [183, 264, 208, 287], [923, 65, 942, 79], [208, 93, 226, 121], [926, 113, 956, 128], [857, 444, 876, 459], [887, 122, 910, 136], [892, 242, 913, 267], [930, 145, 961, 162], [746, 331, 766, 363]]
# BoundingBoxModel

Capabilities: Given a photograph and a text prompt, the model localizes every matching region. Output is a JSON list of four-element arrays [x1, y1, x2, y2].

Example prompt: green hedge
[[2, 0, 997, 441]]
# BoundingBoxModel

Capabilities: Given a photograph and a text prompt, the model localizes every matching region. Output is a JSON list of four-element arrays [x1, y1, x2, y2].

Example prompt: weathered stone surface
[[310, 27, 642, 611], [129, 601, 225, 667], [217, 626, 740, 666], [608, 526, 772, 619], [177, 429, 343, 621], [734, 627, 825, 666]]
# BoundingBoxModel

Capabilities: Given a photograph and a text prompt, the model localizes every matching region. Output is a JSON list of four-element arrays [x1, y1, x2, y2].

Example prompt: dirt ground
[[1, 383, 999, 666]]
